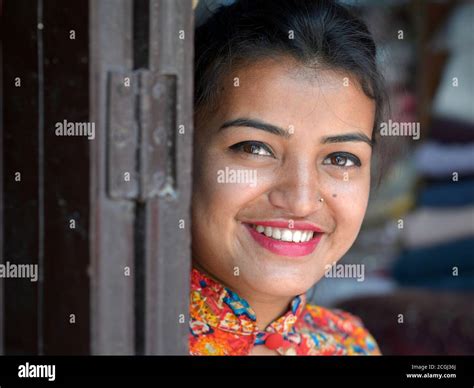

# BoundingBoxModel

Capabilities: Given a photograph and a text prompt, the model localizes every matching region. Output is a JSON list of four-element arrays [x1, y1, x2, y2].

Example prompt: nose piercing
[[318, 197, 324, 203]]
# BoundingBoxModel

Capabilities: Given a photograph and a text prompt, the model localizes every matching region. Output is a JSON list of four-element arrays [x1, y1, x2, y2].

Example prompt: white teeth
[[251, 224, 317, 242], [272, 228, 282, 240], [292, 230, 302, 243], [281, 230, 293, 242]]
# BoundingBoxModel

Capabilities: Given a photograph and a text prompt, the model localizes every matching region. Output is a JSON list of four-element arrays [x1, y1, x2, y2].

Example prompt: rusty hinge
[[106, 70, 177, 201]]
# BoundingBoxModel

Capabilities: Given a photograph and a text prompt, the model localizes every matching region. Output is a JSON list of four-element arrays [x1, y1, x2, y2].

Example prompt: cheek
[[192, 154, 269, 265], [193, 153, 264, 226], [323, 173, 370, 241]]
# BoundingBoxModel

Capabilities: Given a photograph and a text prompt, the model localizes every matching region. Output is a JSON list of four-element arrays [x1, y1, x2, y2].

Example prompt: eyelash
[[229, 141, 361, 168], [322, 152, 361, 168], [229, 141, 275, 158]]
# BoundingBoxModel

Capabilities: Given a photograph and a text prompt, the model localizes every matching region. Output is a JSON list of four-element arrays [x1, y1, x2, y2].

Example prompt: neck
[[238, 291, 293, 330]]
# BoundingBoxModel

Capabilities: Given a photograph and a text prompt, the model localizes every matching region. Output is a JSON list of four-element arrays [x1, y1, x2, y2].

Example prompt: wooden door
[[2, 0, 194, 355]]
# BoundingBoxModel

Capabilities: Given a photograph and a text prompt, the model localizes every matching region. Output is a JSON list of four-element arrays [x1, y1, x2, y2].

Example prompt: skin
[[192, 57, 375, 355]]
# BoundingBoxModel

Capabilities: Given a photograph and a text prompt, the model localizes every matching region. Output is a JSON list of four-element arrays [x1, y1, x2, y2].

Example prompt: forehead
[[213, 57, 375, 137]]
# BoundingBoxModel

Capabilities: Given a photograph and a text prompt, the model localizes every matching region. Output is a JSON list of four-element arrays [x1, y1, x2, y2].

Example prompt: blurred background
[[2, 0, 473, 355]]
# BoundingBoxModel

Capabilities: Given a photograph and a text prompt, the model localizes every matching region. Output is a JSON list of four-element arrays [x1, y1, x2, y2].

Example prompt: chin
[[256, 280, 312, 298], [242, 268, 320, 298], [245, 252, 329, 294]]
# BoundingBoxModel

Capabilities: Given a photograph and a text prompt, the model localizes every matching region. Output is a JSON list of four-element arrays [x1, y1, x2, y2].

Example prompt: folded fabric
[[429, 117, 474, 144], [423, 173, 474, 186], [432, 52, 474, 124], [401, 206, 474, 249], [396, 274, 474, 290], [431, 1, 474, 126], [431, 2, 474, 52], [392, 238, 474, 283], [336, 290, 474, 355], [414, 141, 474, 177], [418, 179, 474, 207]]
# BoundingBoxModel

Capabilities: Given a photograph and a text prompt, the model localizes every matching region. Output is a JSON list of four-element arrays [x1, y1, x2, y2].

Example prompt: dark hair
[[194, 0, 388, 183]]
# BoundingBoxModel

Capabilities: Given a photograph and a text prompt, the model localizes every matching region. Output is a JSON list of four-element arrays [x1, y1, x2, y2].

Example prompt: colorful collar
[[189, 267, 306, 352], [189, 267, 381, 355]]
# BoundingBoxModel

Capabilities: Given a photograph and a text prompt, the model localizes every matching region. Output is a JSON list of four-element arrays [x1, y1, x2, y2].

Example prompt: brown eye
[[230, 141, 274, 157], [322, 152, 360, 167], [332, 155, 348, 166]]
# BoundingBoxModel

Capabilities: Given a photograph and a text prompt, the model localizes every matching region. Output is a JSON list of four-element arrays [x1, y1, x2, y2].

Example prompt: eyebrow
[[322, 133, 374, 148], [219, 117, 374, 147], [220, 118, 291, 138]]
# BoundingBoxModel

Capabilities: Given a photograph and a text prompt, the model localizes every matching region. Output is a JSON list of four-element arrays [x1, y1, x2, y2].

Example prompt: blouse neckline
[[189, 266, 381, 355], [190, 267, 306, 342]]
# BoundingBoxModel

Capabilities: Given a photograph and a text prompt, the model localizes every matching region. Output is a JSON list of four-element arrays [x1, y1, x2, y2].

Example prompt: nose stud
[[318, 197, 324, 203]]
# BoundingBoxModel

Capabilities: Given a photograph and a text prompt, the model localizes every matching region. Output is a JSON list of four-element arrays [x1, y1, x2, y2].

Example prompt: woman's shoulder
[[299, 303, 381, 355]]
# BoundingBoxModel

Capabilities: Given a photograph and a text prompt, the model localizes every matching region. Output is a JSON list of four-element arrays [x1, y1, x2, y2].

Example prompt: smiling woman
[[190, 0, 387, 355]]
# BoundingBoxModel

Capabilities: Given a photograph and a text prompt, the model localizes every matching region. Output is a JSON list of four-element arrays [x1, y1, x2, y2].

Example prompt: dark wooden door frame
[[89, 0, 193, 355], [89, 0, 136, 356], [3, 0, 91, 355], [144, 0, 194, 355]]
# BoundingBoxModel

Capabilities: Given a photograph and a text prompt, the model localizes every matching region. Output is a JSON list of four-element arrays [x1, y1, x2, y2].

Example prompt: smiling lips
[[244, 220, 323, 257]]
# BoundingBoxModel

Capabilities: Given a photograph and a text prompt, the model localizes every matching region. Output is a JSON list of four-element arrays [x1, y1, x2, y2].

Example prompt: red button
[[265, 333, 284, 350]]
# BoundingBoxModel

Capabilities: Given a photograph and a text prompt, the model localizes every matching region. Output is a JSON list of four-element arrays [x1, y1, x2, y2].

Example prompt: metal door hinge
[[106, 70, 177, 201]]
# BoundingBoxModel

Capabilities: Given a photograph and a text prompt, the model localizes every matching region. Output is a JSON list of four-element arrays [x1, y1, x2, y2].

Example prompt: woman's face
[[192, 57, 375, 300]]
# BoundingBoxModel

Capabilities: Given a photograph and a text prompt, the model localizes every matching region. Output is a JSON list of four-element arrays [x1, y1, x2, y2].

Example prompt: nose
[[268, 159, 324, 217]]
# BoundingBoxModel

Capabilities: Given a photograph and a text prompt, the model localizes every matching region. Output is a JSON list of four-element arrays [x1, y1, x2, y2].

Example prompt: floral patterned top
[[189, 268, 381, 355]]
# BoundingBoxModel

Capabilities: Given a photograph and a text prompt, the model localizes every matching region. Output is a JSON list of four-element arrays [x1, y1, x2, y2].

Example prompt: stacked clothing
[[392, 141, 474, 290], [392, 3, 474, 291], [392, 132, 474, 290]]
